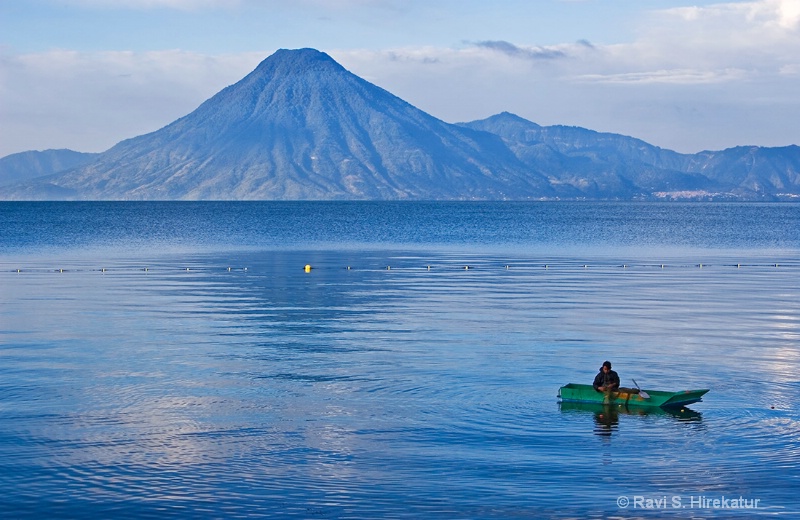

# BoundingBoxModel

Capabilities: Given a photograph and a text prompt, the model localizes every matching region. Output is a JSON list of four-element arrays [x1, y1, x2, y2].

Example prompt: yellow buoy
[[304, 264, 312, 272]]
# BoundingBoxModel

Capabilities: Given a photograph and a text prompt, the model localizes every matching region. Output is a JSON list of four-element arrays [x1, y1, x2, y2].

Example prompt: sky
[[1, 0, 799, 158]]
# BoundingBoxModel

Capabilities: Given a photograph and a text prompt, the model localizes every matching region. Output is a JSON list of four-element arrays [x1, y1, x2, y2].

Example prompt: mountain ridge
[[1, 48, 798, 201], [0, 149, 99, 187], [461, 112, 799, 200]]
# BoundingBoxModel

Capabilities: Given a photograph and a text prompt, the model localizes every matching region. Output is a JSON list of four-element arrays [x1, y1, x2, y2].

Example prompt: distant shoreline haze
[[1, 48, 798, 201]]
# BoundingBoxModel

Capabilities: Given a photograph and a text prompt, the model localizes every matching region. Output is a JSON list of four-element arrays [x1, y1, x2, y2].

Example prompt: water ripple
[[2, 235, 800, 517]]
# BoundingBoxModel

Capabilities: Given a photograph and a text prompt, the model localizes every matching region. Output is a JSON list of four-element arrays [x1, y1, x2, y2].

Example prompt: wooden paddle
[[632, 379, 651, 399]]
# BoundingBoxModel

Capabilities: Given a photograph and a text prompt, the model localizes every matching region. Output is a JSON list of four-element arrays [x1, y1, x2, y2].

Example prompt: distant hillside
[[460, 113, 700, 199], [461, 112, 800, 200], [0, 49, 797, 201], [0, 149, 98, 187], [685, 146, 800, 199]]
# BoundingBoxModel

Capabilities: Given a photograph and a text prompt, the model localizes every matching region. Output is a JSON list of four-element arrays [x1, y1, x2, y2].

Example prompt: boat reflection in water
[[559, 401, 703, 437]]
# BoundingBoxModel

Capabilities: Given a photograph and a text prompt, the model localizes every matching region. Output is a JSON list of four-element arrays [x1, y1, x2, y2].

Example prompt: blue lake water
[[1, 202, 799, 518]]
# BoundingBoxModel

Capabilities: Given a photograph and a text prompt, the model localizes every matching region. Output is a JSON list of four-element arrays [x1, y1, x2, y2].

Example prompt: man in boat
[[593, 361, 620, 392]]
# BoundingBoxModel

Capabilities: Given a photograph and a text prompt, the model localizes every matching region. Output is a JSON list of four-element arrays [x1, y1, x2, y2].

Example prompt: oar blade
[[632, 378, 650, 399]]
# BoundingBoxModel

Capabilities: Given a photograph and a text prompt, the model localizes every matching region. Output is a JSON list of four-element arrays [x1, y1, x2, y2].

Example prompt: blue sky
[[1, 0, 799, 156]]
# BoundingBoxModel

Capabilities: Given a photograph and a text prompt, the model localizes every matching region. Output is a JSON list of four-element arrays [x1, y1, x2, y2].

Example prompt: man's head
[[601, 361, 612, 372]]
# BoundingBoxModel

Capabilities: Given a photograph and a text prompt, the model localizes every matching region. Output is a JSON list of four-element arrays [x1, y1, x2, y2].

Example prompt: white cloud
[[648, 0, 800, 50], [777, 0, 800, 28], [0, 50, 263, 154], [779, 63, 800, 74], [574, 68, 750, 85]]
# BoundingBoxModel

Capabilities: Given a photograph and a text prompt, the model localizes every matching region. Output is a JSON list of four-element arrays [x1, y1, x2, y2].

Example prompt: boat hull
[[558, 383, 708, 408], [559, 401, 703, 420]]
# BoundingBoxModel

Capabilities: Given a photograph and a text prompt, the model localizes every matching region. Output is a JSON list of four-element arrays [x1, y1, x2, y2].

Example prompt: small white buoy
[[227, 267, 231, 271], [505, 265, 510, 270], [386, 266, 391, 270], [464, 266, 470, 270], [427, 265, 431, 271]]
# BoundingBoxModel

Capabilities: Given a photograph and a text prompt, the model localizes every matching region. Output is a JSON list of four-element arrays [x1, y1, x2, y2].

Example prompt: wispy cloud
[[0, 50, 263, 154], [575, 68, 750, 85], [471, 40, 567, 60], [779, 63, 800, 75]]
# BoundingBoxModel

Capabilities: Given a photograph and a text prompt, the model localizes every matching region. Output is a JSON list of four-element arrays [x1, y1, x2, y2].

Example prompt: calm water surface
[[1, 202, 799, 518]]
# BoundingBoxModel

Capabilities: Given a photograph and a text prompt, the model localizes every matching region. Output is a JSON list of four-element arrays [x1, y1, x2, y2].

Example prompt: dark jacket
[[593, 368, 620, 391]]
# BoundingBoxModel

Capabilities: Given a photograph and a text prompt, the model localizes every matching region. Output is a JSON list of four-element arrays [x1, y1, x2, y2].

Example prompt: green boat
[[558, 383, 709, 408]]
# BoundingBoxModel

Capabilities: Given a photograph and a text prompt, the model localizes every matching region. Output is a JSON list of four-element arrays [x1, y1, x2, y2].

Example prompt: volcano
[[14, 48, 552, 200]]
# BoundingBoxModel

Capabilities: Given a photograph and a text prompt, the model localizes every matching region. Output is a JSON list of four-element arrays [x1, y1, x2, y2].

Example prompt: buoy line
[[3, 262, 799, 274]]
